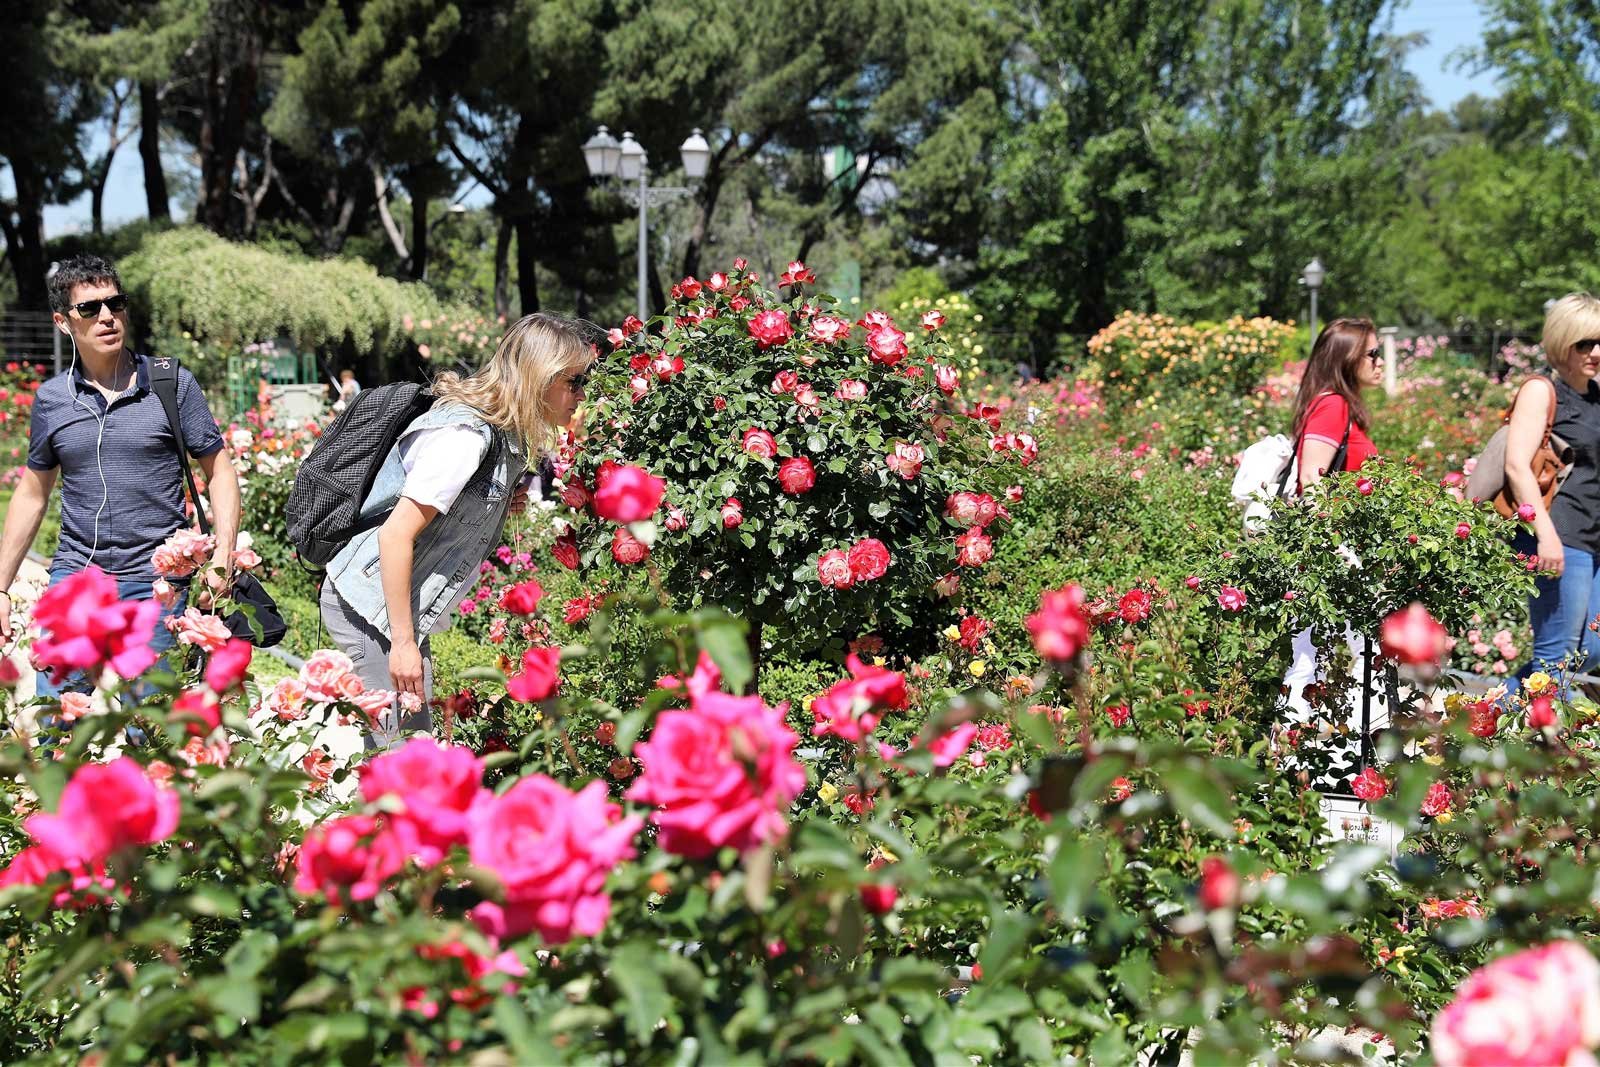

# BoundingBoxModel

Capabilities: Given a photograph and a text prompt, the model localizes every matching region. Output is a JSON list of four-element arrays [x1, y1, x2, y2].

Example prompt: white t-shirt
[[398, 424, 489, 513]]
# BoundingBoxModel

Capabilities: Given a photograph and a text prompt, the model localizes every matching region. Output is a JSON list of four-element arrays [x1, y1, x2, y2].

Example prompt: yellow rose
[[1421, 753, 1444, 766], [943, 625, 962, 642], [1435, 811, 1453, 825], [818, 782, 839, 804], [969, 659, 987, 677], [1527, 672, 1553, 695]]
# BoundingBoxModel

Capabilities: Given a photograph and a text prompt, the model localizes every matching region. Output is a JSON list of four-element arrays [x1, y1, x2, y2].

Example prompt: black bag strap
[[1284, 394, 1355, 496], [148, 355, 211, 536]]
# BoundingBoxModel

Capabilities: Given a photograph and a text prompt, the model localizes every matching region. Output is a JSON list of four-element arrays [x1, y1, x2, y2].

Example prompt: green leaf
[[978, 907, 1035, 977], [1047, 835, 1103, 922], [697, 618, 752, 694], [1161, 764, 1236, 837], [611, 941, 670, 1043]]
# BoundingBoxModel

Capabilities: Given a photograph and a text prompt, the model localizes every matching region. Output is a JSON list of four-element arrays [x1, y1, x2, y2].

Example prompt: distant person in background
[[1507, 292, 1600, 685], [0, 253, 240, 697], [332, 369, 361, 413]]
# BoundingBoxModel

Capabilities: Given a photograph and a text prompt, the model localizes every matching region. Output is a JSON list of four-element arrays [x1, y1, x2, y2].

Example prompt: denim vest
[[326, 401, 526, 639]]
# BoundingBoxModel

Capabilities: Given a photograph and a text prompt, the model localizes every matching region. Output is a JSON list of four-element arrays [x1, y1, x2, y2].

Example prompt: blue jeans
[[1518, 538, 1600, 685], [35, 566, 189, 701]]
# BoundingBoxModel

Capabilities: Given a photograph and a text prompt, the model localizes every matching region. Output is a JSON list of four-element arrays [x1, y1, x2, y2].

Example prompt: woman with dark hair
[[1281, 319, 1386, 763], [1291, 318, 1385, 493]]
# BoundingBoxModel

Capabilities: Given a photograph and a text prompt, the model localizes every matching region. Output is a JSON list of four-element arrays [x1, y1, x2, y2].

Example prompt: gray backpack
[[285, 382, 436, 566]]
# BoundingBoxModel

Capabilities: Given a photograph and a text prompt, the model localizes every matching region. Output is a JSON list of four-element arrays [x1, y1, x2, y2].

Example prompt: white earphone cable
[[63, 332, 114, 567]]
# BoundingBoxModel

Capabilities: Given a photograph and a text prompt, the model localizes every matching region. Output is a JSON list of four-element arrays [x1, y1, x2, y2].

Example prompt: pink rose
[[498, 580, 545, 617], [1216, 586, 1247, 612], [1356, 477, 1375, 496], [834, 379, 867, 401], [1027, 584, 1091, 663], [747, 309, 794, 349], [628, 690, 805, 858], [848, 538, 891, 582], [885, 441, 925, 480], [926, 723, 977, 767], [707, 272, 728, 292], [1529, 694, 1558, 730], [1432, 942, 1600, 1067], [741, 427, 778, 459], [30, 566, 161, 683], [777, 457, 815, 494], [58, 691, 95, 722], [933, 572, 960, 597], [771, 370, 799, 394], [204, 638, 252, 692], [811, 655, 909, 742], [859, 882, 898, 914], [303, 649, 361, 704], [678, 275, 703, 299], [1380, 603, 1448, 666], [26, 757, 180, 866], [611, 527, 650, 566], [232, 547, 262, 571], [359, 738, 485, 864], [934, 364, 959, 394], [921, 309, 946, 331], [467, 776, 642, 943], [266, 676, 308, 721], [1421, 781, 1453, 818], [1456, 522, 1472, 539], [818, 550, 854, 589], [778, 260, 815, 286], [1517, 502, 1537, 522], [293, 814, 407, 905], [151, 577, 181, 609], [171, 607, 233, 653], [592, 464, 666, 523], [656, 650, 724, 699], [807, 315, 853, 345], [865, 325, 908, 366], [955, 528, 993, 567], [506, 646, 561, 703], [946, 492, 998, 528], [1106, 703, 1131, 728], [720, 497, 744, 528]]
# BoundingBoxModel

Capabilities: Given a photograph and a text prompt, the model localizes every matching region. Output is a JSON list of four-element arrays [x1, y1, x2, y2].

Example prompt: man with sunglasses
[[0, 253, 240, 699]]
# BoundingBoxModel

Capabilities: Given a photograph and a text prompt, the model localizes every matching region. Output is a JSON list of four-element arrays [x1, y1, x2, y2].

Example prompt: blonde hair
[[1544, 293, 1600, 374], [430, 313, 592, 452]]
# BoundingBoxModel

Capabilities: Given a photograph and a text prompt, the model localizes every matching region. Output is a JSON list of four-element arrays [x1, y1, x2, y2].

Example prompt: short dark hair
[[47, 254, 122, 313]]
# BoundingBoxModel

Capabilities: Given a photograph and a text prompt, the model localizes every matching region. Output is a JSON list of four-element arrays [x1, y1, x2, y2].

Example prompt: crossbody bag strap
[[148, 356, 212, 537]]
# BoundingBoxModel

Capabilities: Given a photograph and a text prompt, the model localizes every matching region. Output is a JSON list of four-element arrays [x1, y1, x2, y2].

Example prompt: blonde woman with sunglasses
[[318, 312, 593, 748], [1506, 293, 1600, 687]]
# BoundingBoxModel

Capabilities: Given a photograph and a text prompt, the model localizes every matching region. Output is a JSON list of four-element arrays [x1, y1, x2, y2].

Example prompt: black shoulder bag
[[148, 356, 287, 647]]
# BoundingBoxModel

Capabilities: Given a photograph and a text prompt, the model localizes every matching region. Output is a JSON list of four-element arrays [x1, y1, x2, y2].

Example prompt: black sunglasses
[[564, 369, 591, 389], [1576, 338, 1600, 355], [67, 294, 129, 318], [1363, 346, 1382, 364]]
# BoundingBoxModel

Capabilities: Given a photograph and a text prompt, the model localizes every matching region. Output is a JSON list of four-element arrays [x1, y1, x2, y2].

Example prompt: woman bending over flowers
[[318, 314, 591, 748]]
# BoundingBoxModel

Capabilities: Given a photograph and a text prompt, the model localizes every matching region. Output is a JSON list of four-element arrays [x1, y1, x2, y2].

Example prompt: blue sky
[[30, 0, 1499, 236]]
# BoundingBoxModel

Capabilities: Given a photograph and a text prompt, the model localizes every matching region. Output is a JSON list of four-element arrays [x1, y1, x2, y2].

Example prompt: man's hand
[[195, 559, 233, 612], [0, 594, 14, 644], [389, 638, 425, 697]]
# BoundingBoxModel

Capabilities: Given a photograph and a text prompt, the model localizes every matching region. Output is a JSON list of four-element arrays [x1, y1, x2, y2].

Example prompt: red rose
[[1118, 588, 1153, 624], [664, 505, 687, 531], [1420, 781, 1453, 817], [1529, 694, 1558, 729], [172, 688, 222, 737], [506, 646, 561, 703], [1198, 856, 1241, 911], [563, 595, 595, 625], [1351, 767, 1389, 801], [560, 479, 591, 510], [204, 638, 252, 692], [946, 492, 998, 528], [1467, 700, 1497, 738], [1105, 703, 1131, 728], [721, 497, 743, 528], [771, 370, 799, 394], [741, 427, 778, 459], [747, 309, 794, 348], [777, 457, 816, 494], [859, 883, 898, 915], [934, 364, 959, 394], [498, 580, 545, 616], [921, 309, 946, 331], [611, 527, 650, 565], [679, 276, 702, 299], [818, 550, 854, 589], [1027, 584, 1090, 663], [293, 814, 407, 905], [847, 538, 891, 582], [957, 615, 990, 652], [552, 533, 580, 570], [808, 315, 853, 345], [592, 464, 666, 523]]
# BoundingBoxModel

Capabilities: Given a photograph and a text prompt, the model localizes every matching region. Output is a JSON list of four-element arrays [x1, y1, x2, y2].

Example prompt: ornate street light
[[1301, 257, 1326, 350], [584, 126, 712, 320]]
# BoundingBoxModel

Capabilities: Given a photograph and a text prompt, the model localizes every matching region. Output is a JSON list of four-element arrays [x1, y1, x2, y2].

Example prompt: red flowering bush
[[566, 260, 1018, 656]]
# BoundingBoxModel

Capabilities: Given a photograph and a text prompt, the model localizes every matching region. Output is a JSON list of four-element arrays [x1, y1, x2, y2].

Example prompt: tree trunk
[[5, 168, 48, 310], [90, 167, 108, 236], [745, 619, 763, 692], [513, 213, 539, 316], [196, 18, 259, 235], [681, 164, 727, 280], [492, 217, 512, 321], [138, 80, 170, 221], [409, 190, 429, 281]]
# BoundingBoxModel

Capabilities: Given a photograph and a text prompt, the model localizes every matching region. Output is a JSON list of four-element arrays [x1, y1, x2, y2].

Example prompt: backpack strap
[[1287, 392, 1355, 495], [148, 355, 211, 537]]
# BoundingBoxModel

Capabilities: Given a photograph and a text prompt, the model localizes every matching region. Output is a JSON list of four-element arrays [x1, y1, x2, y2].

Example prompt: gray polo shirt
[[27, 353, 224, 583]]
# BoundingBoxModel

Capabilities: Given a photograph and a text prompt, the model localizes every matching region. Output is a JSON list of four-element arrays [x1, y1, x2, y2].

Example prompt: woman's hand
[[1536, 530, 1566, 578], [389, 638, 425, 697]]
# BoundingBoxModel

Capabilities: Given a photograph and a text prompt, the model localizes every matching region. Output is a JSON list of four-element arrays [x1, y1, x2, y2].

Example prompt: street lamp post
[[1301, 257, 1326, 352], [582, 126, 712, 321]]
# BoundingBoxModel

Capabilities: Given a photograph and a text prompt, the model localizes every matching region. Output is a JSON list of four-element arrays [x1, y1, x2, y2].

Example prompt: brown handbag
[[1476, 375, 1574, 519]]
